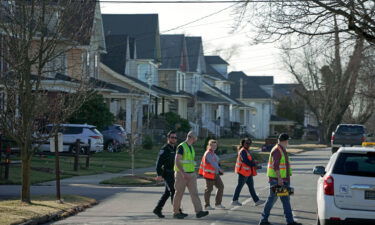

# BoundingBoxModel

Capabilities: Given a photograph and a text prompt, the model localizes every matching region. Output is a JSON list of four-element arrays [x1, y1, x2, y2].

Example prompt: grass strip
[[0, 195, 96, 225]]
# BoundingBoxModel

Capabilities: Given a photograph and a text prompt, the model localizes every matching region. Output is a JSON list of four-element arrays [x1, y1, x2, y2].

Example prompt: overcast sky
[[100, 1, 296, 83]]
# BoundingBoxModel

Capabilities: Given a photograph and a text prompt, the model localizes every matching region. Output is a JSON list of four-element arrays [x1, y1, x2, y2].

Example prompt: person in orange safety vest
[[231, 138, 265, 207], [199, 139, 225, 210]]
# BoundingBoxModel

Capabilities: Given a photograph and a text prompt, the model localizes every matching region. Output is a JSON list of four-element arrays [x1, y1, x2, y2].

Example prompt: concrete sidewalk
[[37, 153, 238, 186]]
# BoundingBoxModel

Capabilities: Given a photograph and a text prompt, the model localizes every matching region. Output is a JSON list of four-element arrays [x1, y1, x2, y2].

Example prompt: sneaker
[[179, 209, 188, 217], [173, 213, 186, 219], [259, 222, 272, 225], [254, 199, 265, 206], [215, 204, 226, 209], [196, 210, 209, 218], [231, 200, 242, 206], [205, 205, 215, 210], [287, 222, 302, 225], [153, 208, 165, 218]]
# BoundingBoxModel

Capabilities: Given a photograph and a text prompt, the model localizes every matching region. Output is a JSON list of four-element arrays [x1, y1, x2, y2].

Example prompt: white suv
[[38, 124, 104, 153], [313, 147, 375, 225]]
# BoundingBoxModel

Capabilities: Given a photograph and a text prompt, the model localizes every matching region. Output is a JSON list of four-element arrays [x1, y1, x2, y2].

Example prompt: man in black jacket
[[153, 131, 187, 218]]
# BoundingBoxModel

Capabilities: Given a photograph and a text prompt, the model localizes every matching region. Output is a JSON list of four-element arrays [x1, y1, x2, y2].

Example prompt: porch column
[[154, 97, 158, 117], [201, 103, 206, 123], [137, 100, 143, 132], [162, 97, 165, 114], [218, 105, 224, 127], [126, 98, 132, 133], [178, 98, 187, 119]]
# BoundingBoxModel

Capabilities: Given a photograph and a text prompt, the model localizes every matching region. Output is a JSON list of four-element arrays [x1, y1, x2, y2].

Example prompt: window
[[138, 64, 149, 83], [94, 53, 98, 78], [336, 125, 365, 135], [333, 152, 375, 177]]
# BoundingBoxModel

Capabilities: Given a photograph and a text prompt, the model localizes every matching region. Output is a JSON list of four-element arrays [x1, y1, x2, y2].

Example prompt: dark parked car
[[100, 125, 129, 152], [331, 124, 366, 154]]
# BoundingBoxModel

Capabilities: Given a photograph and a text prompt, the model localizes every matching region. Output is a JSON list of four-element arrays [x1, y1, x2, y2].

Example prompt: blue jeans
[[260, 180, 294, 224], [232, 174, 259, 202]]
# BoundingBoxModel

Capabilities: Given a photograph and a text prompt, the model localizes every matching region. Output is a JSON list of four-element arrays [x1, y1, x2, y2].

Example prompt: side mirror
[[313, 166, 325, 177]]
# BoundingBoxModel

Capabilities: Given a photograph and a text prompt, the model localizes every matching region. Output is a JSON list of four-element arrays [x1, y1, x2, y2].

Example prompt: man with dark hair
[[259, 133, 302, 225], [153, 131, 187, 218]]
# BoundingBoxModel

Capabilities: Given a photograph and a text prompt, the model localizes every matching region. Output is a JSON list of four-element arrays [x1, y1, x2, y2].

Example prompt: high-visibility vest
[[198, 150, 217, 180], [235, 148, 257, 177], [267, 144, 292, 178], [174, 142, 196, 172]]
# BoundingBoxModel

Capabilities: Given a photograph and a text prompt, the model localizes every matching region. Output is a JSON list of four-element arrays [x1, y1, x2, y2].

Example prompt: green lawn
[[0, 138, 325, 185]]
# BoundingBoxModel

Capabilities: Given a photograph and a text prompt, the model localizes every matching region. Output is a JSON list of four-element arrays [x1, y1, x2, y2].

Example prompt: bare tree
[[0, 0, 97, 203], [237, 0, 375, 45], [282, 22, 364, 143]]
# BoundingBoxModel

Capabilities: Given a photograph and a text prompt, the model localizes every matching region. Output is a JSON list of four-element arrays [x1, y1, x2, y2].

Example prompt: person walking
[[173, 131, 209, 219], [258, 133, 302, 225], [231, 138, 265, 206], [198, 139, 225, 210], [153, 131, 188, 218]]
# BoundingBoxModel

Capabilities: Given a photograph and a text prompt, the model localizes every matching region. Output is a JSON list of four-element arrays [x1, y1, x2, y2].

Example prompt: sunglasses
[[169, 136, 178, 139]]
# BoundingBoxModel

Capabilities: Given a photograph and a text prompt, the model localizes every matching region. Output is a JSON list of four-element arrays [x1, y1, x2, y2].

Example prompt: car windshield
[[333, 152, 375, 177], [336, 126, 365, 134], [45, 126, 83, 134]]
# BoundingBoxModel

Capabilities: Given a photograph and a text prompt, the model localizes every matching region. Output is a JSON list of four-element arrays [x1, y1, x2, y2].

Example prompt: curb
[[15, 200, 98, 225]]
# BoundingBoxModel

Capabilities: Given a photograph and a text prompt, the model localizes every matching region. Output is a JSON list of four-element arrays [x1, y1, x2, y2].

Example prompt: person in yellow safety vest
[[231, 138, 265, 207], [173, 131, 209, 219], [198, 139, 225, 210], [259, 133, 302, 225]]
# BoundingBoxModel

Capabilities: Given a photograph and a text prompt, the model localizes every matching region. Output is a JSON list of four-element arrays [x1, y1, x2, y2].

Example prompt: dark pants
[[232, 173, 259, 202], [260, 180, 294, 224], [155, 173, 175, 211]]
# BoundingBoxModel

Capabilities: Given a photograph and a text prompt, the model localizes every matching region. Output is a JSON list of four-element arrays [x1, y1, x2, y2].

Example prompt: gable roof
[[205, 56, 229, 65], [102, 14, 160, 61], [196, 91, 230, 104], [101, 35, 136, 75], [247, 76, 274, 85], [185, 36, 202, 72], [61, 0, 97, 46], [205, 63, 227, 80], [273, 83, 302, 99], [228, 71, 271, 99], [202, 81, 245, 106], [159, 35, 186, 69]]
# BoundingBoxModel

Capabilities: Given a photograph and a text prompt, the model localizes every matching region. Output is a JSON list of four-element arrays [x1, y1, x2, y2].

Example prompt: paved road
[[41, 148, 330, 225]]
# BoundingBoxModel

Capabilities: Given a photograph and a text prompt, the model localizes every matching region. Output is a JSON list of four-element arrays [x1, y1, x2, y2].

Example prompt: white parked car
[[313, 147, 375, 225], [38, 124, 104, 153]]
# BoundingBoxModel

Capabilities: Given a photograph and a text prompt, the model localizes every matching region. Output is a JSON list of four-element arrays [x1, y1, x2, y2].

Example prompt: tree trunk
[[21, 146, 31, 204]]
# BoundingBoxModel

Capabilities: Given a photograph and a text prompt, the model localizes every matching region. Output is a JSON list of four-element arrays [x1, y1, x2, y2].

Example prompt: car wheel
[[70, 145, 86, 154], [106, 142, 115, 152]]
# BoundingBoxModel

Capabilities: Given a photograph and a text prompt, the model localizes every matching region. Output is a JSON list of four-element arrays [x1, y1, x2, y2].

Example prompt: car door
[[332, 151, 375, 211]]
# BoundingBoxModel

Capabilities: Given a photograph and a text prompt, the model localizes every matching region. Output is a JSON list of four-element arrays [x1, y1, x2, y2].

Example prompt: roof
[[90, 77, 130, 93], [205, 56, 229, 65], [101, 35, 128, 75], [160, 35, 185, 69], [228, 71, 271, 99], [205, 61, 227, 80], [102, 14, 160, 61], [247, 76, 274, 85], [196, 91, 230, 104], [273, 83, 301, 98], [203, 81, 244, 106], [185, 36, 202, 72], [61, 0, 96, 45]]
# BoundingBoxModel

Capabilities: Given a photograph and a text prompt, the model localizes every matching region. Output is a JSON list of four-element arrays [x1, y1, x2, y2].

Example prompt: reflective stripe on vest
[[198, 151, 216, 180], [235, 148, 257, 177], [267, 145, 292, 178], [174, 142, 196, 172]]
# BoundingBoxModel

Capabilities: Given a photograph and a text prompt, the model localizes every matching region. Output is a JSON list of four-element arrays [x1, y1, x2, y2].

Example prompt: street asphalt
[[0, 148, 331, 225]]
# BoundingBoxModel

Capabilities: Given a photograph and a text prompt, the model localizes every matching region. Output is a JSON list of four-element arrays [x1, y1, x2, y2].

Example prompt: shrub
[[142, 135, 153, 150]]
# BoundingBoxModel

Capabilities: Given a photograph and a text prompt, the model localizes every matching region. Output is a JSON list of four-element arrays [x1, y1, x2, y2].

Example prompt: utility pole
[[54, 133, 62, 203]]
